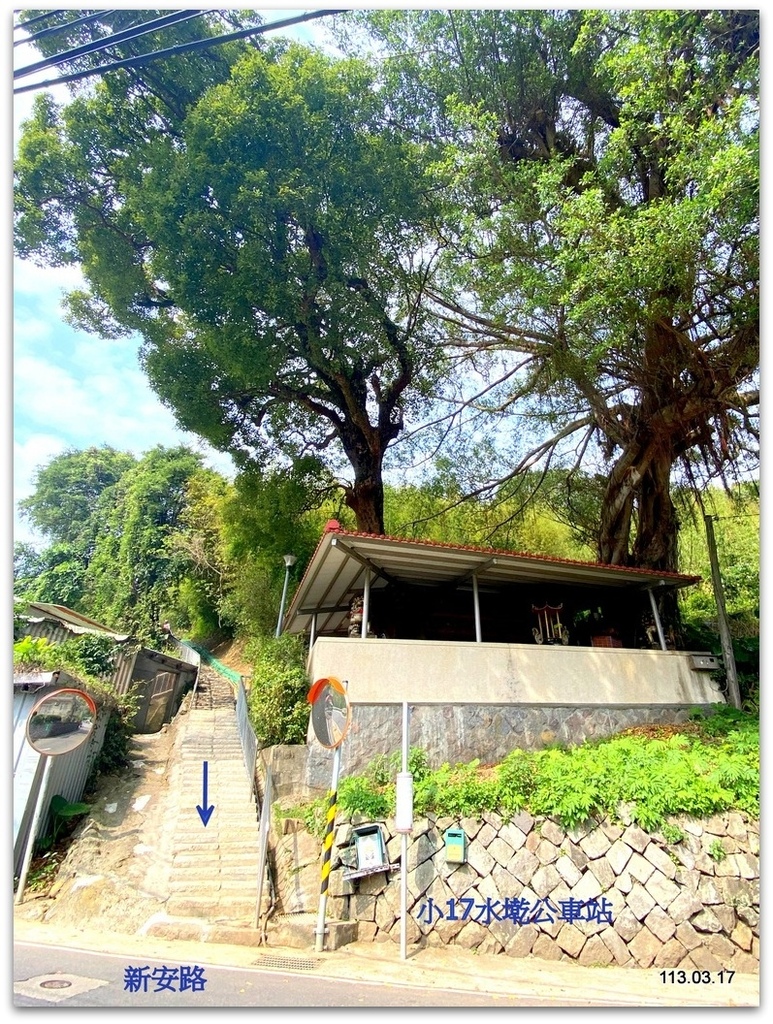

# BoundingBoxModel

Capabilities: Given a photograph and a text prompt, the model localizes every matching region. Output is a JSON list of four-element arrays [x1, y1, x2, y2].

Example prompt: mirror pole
[[314, 739, 343, 952], [15, 755, 53, 905]]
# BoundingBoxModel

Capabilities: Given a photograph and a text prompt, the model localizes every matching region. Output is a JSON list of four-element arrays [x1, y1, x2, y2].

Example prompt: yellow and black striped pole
[[321, 784, 337, 891], [315, 741, 342, 952]]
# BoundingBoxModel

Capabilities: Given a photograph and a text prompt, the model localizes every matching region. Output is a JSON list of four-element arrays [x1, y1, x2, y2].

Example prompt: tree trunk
[[598, 462, 637, 566], [338, 426, 387, 534], [631, 452, 679, 572], [599, 447, 679, 574], [344, 473, 386, 534]]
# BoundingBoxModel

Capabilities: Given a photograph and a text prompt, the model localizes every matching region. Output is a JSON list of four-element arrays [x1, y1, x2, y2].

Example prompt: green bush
[[57, 634, 120, 679], [245, 634, 310, 746], [338, 775, 391, 819], [13, 636, 59, 670], [90, 707, 136, 779]]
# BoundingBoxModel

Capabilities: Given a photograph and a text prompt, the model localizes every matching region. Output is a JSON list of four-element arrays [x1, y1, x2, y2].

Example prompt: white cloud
[[13, 259, 85, 301], [12, 273, 237, 548], [13, 433, 68, 546]]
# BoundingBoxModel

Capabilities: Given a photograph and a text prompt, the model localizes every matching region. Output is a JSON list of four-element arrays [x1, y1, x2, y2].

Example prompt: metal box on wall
[[444, 827, 467, 864]]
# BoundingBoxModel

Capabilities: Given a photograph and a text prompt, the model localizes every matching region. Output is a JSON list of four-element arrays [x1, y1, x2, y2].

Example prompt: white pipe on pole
[[472, 574, 482, 643]]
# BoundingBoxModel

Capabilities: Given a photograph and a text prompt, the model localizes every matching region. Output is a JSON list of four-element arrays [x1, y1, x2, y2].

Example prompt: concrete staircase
[[140, 668, 357, 950], [142, 679, 264, 944]]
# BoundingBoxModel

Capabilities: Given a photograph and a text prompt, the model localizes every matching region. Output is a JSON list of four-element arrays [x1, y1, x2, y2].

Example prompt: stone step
[[157, 699, 269, 932], [143, 915, 265, 948], [166, 895, 257, 921], [266, 913, 358, 951]]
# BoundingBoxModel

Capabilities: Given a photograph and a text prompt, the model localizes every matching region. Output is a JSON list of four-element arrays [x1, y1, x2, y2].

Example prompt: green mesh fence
[[181, 640, 245, 685]]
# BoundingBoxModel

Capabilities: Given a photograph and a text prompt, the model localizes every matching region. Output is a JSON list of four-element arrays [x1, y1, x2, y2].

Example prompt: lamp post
[[275, 554, 297, 637]]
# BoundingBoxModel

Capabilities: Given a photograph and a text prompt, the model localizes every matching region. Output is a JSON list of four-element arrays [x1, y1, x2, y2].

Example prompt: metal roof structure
[[283, 524, 700, 637], [15, 601, 131, 641]]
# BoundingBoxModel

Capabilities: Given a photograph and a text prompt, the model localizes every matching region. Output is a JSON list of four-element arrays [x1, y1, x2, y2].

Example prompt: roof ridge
[[330, 529, 699, 582]]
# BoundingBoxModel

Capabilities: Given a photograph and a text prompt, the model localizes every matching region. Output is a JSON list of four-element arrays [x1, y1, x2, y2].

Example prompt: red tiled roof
[[327, 527, 699, 582]]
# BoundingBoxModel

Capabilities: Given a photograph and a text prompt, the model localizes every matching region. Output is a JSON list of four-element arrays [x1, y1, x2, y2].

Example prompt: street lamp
[[275, 554, 297, 637]]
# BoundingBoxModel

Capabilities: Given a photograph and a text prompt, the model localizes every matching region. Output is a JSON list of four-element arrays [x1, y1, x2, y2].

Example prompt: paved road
[[14, 940, 565, 1008]]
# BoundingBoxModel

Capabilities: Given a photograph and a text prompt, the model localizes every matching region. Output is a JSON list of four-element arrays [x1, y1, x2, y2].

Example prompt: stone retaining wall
[[279, 808, 759, 972]]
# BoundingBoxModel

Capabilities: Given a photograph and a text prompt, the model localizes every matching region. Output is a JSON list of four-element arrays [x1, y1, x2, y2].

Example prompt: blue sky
[[13, 258, 237, 546], [9, 7, 343, 549]]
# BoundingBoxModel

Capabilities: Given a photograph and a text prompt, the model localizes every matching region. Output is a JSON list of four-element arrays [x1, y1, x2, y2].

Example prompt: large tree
[[19, 445, 136, 550], [16, 446, 137, 608], [355, 9, 759, 572], [16, 444, 206, 640], [15, 31, 443, 534], [86, 446, 205, 638]]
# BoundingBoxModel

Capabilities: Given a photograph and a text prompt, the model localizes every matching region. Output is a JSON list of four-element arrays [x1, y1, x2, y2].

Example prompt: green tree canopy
[[19, 445, 136, 548], [354, 8, 759, 573], [15, 39, 445, 534], [86, 445, 205, 638]]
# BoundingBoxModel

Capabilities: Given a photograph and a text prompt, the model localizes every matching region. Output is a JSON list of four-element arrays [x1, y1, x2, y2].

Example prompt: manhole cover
[[254, 955, 321, 972], [14, 974, 109, 1004]]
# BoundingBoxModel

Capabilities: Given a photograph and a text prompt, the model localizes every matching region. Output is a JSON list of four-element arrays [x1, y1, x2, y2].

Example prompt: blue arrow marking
[[196, 760, 215, 826]]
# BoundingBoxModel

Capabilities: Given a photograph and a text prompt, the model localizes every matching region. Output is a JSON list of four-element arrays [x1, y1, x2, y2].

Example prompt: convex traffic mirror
[[307, 676, 350, 749], [25, 688, 97, 756]]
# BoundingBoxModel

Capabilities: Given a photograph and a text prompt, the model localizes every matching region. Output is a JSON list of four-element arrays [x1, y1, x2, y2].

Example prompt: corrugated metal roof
[[283, 526, 700, 637], [16, 601, 130, 641]]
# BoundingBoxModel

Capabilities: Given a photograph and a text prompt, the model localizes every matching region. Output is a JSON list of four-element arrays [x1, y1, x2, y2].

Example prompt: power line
[[12, 10, 68, 34], [14, 9, 348, 95], [14, 10, 122, 49], [714, 513, 760, 521], [15, 10, 209, 80]]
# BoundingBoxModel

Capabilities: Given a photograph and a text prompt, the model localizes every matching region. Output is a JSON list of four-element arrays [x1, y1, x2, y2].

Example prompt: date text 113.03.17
[[660, 970, 734, 985]]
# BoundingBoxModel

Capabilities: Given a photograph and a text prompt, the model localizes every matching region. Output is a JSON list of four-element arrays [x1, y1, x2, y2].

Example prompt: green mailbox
[[444, 827, 467, 864]]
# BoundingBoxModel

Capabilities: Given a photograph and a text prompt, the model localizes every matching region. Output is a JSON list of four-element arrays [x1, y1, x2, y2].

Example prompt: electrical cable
[[14, 10, 121, 49], [14, 9, 348, 95], [15, 10, 208, 80], [12, 10, 68, 34]]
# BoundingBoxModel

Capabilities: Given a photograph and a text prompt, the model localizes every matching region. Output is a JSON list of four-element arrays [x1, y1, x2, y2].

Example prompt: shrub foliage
[[245, 634, 310, 746], [287, 706, 758, 835]]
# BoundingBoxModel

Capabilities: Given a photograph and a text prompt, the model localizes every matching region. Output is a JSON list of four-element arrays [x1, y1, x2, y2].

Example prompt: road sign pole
[[315, 740, 342, 952]]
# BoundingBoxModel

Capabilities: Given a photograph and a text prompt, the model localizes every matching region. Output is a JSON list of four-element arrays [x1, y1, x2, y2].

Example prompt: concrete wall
[[303, 638, 724, 785], [307, 638, 723, 706]]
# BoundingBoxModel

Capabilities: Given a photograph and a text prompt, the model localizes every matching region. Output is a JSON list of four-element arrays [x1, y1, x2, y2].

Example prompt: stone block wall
[[309, 809, 758, 972]]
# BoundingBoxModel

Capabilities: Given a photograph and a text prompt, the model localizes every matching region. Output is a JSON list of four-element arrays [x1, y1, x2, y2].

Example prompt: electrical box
[[690, 653, 721, 671], [444, 828, 467, 864], [342, 824, 399, 884]]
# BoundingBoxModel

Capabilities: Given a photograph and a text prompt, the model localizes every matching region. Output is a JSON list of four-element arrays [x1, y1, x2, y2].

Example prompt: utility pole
[[704, 514, 741, 710]]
